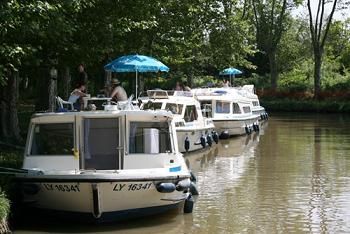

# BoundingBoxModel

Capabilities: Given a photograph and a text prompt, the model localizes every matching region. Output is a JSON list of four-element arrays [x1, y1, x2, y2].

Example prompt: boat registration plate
[[113, 183, 153, 192], [42, 183, 80, 192]]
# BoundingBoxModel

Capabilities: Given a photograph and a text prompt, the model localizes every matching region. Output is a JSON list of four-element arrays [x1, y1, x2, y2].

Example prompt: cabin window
[[232, 103, 241, 114], [253, 101, 259, 106], [165, 103, 183, 115], [84, 118, 120, 170], [184, 105, 198, 122], [243, 106, 251, 113], [200, 101, 212, 118], [129, 122, 171, 154], [30, 123, 74, 156], [142, 101, 162, 110], [175, 121, 185, 127], [216, 101, 230, 113]]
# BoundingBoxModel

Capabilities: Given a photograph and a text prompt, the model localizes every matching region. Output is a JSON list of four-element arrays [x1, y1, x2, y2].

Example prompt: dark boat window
[[200, 101, 212, 118], [165, 103, 183, 115], [216, 101, 230, 113], [30, 123, 74, 156], [232, 103, 242, 114], [243, 106, 251, 113], [142, 102, 162, 110], [184, 105, 198, 122], [253, 101, 259, 106], [129, 121, 171, 154], [84, 118, 119, 170]]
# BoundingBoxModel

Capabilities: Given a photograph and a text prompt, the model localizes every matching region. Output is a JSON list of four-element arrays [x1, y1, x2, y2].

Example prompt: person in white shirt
[[68, 83, 87, 110]]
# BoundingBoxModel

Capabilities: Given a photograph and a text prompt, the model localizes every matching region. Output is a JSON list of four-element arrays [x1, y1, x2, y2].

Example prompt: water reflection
[[14, 114, 350, 233]]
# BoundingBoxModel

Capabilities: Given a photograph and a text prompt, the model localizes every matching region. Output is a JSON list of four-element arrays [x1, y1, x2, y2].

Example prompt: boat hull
[[214, 116, 259, 137], [176, 126, 215, 153], [252, 107, 268, 121], [17, 178, 189, 222]]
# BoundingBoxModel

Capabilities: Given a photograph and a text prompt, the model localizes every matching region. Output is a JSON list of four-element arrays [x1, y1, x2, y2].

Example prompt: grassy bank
[[0, 146, 23, 233], [0, 193, 10, 233], [261, 99, 350, 113]]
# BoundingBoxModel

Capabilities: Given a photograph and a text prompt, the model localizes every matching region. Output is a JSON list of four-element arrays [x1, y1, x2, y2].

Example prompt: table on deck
[[83, 97, 112, 110]]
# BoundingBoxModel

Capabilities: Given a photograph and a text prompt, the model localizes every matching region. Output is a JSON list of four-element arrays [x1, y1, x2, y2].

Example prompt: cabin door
[[83, 118, 122, 170]]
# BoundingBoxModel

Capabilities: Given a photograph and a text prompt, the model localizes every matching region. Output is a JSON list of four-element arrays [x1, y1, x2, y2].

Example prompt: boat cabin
[[23, 110, 179, 171], [193, 89, 254, 119], [141, 90, 211, 128]]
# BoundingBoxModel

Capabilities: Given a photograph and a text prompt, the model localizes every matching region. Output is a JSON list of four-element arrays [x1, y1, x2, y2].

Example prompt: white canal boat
[[15, 105, 194, 222], [140, 90, 218, 153], [192, 88, 260, 138], [234, 85, 268, 121]]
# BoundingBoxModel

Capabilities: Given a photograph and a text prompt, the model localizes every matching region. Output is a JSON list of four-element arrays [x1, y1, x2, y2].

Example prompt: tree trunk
[[313, 50, 322, 100], [0, 101, 8, 138], [48, 68, 57, 112], [0, 85, 9, 138], [62, 66, 71, 99], [8, 71, 22, 142], [35, 68, 49, 111], [268, 50, 278, 91], [105, 71, 112, 96]]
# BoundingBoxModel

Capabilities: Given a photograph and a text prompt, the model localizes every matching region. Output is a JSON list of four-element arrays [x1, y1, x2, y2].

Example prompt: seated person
[[183, 81, 191, 91], [110, 78, 127, 102], [68, 83, 87, 110], [174, 81, 183, 91]]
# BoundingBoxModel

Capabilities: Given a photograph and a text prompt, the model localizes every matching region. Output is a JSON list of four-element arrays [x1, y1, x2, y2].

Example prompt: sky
[[293, 1, 350, 21]]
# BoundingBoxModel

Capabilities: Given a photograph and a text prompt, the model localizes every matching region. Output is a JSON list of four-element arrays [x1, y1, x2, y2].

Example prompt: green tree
[[208, 0, 255, 72], [307, 0, 339, 99], [251, 0, 301, 90]]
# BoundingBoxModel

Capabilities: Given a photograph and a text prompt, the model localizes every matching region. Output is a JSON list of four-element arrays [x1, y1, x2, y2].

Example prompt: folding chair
[[56, 96, 74, 111]]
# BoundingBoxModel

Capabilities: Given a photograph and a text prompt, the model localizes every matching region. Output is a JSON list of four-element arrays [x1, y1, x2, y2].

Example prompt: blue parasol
[[219, 67, 243, 85], [104, 54, 169, 99]]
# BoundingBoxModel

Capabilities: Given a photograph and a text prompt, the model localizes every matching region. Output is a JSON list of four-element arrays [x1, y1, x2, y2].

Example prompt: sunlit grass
[[0, 192, 9, 220]]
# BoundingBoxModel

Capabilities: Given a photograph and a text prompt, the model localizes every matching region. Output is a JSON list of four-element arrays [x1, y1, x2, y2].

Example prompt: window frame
[[128, 121, 172, 154], [216, 101, 231, 114], [28, 122, 75, 156]]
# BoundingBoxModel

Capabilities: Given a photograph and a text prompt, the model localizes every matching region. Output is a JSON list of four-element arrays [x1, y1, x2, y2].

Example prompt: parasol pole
[[135, 69, 138, 99]]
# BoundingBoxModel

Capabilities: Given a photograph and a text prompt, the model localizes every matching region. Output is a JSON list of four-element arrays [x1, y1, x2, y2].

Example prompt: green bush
[[0, 192, 9, 220], [322, 70, 350, 91], [278, 72, 311, 92]]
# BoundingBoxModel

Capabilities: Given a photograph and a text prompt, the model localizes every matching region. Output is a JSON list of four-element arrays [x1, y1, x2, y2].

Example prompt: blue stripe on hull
[[18, 203, 182, 223]]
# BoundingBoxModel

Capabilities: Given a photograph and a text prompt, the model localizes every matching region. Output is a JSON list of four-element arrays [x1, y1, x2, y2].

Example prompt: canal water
[[15, 113, 350, 233]]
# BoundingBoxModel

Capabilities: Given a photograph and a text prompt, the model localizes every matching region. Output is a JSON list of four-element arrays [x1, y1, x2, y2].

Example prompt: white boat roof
[[192, 88, 251, 104], [146, 90, 198, 105], [31, 109, 174, 121]]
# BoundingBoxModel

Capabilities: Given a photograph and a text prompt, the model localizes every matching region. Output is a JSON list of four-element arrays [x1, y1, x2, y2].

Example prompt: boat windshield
[[142, 101, 162, 110], [184, 105, 198, 122], [30, 123, 74, 156], [165, 103, 183, 115], [129, 121, 171, 154], [232, 103, 241, 114]]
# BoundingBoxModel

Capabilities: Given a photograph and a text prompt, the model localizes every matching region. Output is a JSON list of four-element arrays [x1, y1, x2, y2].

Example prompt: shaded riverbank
[[261, 99, 350, 113]]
